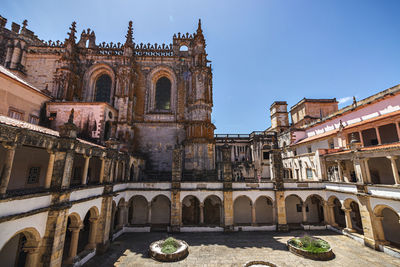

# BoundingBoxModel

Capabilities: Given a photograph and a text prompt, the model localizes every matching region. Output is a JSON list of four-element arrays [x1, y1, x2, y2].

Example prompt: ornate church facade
[[0, 15, 399, 267]]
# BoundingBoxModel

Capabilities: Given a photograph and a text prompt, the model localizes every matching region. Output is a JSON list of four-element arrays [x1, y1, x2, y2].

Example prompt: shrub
[[289, 236, 330, 253], [161, 237, 180, 254]]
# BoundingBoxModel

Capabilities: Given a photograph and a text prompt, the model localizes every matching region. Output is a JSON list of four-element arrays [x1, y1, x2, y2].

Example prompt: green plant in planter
[[289, 235, 330, 253], [161, 237, 180, 254]]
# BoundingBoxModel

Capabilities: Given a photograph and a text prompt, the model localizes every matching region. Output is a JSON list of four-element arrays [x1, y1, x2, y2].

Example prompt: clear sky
[[2, 0, 400, 133]]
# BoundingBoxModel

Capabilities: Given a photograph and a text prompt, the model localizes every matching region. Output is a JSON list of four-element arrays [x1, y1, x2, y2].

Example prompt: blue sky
[[2, 0, 400, 133]]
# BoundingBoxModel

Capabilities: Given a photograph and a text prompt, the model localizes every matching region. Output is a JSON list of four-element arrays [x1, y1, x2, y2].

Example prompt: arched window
[[155, 77, 171, 110], [95, 74, 112, 102]]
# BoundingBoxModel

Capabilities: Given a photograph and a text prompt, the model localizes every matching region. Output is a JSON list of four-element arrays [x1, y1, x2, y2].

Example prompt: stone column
[[99, 158, 105, 183], [200, 203, 204, 225], [66, 226, 82, 264], [358, 131, 365, 147], [0, 143, 16, 196], [373, 215, 389, 245], [121, 162, 126, 182], [363, 158, 372, 184], [395, 122, 400, 141], [114, 161, 119, 182], [45, 150, 55, 189], [275, 191, 288, 231], [251, 203, 257, 226], [323, 202, 330, 225], [375, 127, 382, 145], [343, 208, 355, 232], [387, 156, 400, 185], [81, 155, 91, 185], [117, 204, 126, 228], [147, 203, 152, 225], [353, 158, 364, 184], [23, 246, 40, 267], [86, 217, 99, 250], [336, 160, 343, 182], [302, 204, 308, 224], [328, 203, 338, 227]]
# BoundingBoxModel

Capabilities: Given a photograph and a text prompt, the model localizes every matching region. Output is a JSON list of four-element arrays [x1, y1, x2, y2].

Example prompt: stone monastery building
[[0, 15, 399, 266]]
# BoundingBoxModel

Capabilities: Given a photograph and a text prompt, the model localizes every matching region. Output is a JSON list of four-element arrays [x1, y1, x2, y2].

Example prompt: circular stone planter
[[287, 238, 334, 261], [243, 260, 277, 267], [149, 239, 189, 262]]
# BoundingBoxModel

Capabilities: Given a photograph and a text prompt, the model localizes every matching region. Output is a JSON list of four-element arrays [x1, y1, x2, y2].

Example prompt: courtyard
[[86, 230, 400, 267]]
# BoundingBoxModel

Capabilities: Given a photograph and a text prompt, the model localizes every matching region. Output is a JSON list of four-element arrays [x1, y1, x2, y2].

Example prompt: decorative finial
[[22, 20, 28, 30], [352, 96, 357, 107], [197, 18, 202, 34], [68, 108, 75, 124], [67, 21, 77, 42], [125, 21, 134, 45]]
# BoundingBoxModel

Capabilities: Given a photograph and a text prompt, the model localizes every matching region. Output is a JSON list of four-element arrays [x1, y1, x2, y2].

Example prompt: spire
[[194, 18, 205, 45], [125, 20, 134, 45], [66, 21, 77, 44], [197, 19, 202, 35], [22, 19, 28, 30]]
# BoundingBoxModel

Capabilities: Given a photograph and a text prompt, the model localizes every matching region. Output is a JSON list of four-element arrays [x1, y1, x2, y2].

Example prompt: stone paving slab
[[86, 230, 400, 267]]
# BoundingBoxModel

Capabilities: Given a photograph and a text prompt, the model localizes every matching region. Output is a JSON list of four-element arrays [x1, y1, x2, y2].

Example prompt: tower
[[270, 101, 289, 133], [183, 19, 216, 172]]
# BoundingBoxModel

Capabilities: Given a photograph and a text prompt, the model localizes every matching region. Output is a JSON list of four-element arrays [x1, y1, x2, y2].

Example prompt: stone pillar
[[95, 194, 113, 254], [171, 146, 182, 232], [275, 191, 288, 231], [323, 202, 330, 225], [223, 191, 233, 230], [251, 203, 256, 226], [99, 157, 105, 183], [336, 160, 343, 182], [117, 204, 126, 228], [375, 127, 382, 145], [147, 203, 152, 225], [328, 203, 338, 227], [363, 159, 372, 184], [81, 155, 91, 185], [302, 203, 308, 224], [86, 217, 99, 250], [114, 160, 119, 182], [387, 156, 400, 185], [395, 122, 400, 141], [358, 131, 365, 147], [221, 144, 234, 231], [371, 215, 388, 246], [23, 246, 40, 267], [45, 150, 55, 189], [66, 226, 82, 264], [0, 143, 16, 196], [353, 158, 364, 184], [343, 208, 355, 232], [200, 203, 204, 225]]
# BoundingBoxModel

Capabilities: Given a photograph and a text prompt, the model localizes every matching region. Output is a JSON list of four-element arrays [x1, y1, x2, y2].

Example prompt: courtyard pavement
[[86, 230, 400, 267]]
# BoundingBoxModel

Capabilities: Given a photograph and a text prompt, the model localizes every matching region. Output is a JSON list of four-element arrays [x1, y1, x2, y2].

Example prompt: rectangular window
[[8, 108, 23, 120], [263, 152, 270, 160], [27, 167, 41, 184], [306, 168, 313, 179], [307, 146, 312, 153], [29, 115, 39, 125], [329, 140, 334, 149]]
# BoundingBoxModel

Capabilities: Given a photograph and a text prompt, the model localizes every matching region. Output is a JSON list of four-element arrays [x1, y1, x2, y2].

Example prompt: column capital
[[375, 215, 384, 221], [387, 156, 398, 160], [342, 208, 352, 213], [89, 217, 99, 223], [1, 141, 17, 150], [23, 246, 40, 254], [68, 225, 83, 232]]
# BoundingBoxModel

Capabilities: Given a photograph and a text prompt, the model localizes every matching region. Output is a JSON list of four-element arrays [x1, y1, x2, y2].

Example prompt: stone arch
[[203, 195, 222, 226], [234, 195, 252, 225], [374, 205, 400, 247], [128, 195, 148, 225], [344, 198, 363, 234], [304, 194, 325, 224], [146, 66, 177, 113], [151, 195, 170, 225], [77, 206, 99, 255], [83, 63, 116, 103], [255, 196, 273, 224], [182, 195, 200, 225], [62, 213, 82, 264], [0, 227, 41, 267], [285, 194, 303, 224], [328, 196, 346, 228]]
